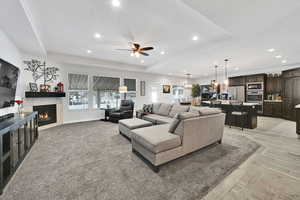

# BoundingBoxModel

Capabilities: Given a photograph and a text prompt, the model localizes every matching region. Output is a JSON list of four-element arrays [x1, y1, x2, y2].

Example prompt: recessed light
[[112, 0, 120, 7], [141, 60, 144, 64], [94, 33, 101, 39], [160, 51, 165, 55], [234, 67, 239, 71], [86, 49, 92, 54], [281, 60, 287, 64], [192, 35, 199, 41], [275, 55, 282, 58], [268, 48, 275, 52]]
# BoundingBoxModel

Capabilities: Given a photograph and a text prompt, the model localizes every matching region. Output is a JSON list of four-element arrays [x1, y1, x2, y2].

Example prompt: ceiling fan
[[116, 43, 154, 57]]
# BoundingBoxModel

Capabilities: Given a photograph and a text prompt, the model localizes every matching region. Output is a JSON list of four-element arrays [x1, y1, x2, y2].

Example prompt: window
[[92, 76, 120, 109], [124, 78, 136, 91], [124, 78, 136, 101], [172, 85, 184, 103], [68, 73, 89, 110]]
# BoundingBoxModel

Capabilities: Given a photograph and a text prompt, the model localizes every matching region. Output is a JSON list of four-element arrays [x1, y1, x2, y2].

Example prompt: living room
[[0, 0, 300, 199]]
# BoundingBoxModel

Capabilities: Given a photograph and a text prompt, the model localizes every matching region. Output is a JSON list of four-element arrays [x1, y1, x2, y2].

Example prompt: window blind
[[68, 73, 88, 90], [124, 78, 136, 91], [93, 76, 120, 91]]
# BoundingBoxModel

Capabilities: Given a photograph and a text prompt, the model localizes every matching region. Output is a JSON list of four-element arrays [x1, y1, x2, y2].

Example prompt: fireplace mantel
[[25, 92, 66, 98]]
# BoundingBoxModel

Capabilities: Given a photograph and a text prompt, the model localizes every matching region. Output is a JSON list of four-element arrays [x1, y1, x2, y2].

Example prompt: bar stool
[[229, 102, 248, 130]]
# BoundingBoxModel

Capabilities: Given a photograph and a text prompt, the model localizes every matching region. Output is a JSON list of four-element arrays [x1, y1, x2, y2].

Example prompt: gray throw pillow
[[152, 103, 161, 114], [169, 105, 190, 117], [157, 103, 173, 116]]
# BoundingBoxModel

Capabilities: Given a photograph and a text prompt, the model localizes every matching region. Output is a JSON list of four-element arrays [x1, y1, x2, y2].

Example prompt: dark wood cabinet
[[263, 102, 282, 117], [266, 75, 282, 94], [229, 76, 246, 86], [296, 107, 300, 135], [246, 74, 266, 83], [282, 68, 300, 121], [0, 113, 38, 194]]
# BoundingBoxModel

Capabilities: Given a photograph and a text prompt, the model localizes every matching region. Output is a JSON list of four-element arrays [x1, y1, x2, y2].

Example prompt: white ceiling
[[1, 0, 300, 78]]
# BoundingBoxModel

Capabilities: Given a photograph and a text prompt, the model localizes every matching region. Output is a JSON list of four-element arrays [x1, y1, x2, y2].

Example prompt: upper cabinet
[[229, 76, 246, 86], [282, 67, 300, 121], [266, 74, 282, 94], [245, 74, 266, 83]]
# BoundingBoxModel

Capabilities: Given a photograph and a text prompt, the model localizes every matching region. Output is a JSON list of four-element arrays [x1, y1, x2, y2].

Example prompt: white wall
[[21, 57, 188, 124], [0, 29, 25, 117]]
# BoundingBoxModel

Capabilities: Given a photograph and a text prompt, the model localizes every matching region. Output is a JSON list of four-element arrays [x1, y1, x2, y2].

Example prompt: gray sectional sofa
[[119, 103, 225, 172]]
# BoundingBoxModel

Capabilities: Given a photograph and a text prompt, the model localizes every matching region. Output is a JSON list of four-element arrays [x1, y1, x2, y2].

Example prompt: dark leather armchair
[[109, 100, 134, 123]]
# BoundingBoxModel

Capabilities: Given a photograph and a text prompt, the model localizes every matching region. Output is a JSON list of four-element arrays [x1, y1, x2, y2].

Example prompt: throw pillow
[[152, 103, 161, 114], [157, 103, 173, 116], [168, 105, 190, 117], [143, 104, 153, 113]]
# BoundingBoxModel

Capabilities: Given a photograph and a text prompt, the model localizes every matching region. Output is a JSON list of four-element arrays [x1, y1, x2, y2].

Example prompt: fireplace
[[33, 104, 57, 127]]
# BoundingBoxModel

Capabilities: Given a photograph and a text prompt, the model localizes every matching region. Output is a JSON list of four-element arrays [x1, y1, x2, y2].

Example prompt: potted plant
[[191, 84, 201, 106]]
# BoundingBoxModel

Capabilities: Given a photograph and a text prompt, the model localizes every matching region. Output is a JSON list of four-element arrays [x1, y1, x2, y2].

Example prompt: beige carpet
[[1, 121, 259, 200]]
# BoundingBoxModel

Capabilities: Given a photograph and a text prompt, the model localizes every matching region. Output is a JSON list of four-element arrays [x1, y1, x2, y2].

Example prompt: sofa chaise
[[119, 103, 225, 172]]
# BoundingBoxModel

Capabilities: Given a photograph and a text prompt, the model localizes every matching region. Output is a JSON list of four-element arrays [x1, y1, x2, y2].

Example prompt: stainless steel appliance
[[246, 82, 264, 113]]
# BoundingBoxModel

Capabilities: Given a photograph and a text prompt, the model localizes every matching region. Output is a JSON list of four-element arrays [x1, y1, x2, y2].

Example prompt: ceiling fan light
[[130, 52, 134, 57], [135, 52, 140, 58]]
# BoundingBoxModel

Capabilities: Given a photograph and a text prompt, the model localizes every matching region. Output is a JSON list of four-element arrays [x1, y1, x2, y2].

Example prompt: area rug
[[2, 121, 259, 200]]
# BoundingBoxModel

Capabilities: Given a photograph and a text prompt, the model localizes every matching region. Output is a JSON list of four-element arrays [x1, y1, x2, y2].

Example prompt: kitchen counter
[[264, 100, 283, 103], [202, 100, 259, 106], [201, 100, 258, 129], [295, 104, 300, 109]]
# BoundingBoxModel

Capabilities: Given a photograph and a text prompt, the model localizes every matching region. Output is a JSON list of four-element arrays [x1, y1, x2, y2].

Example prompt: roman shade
[[93, 76, 120, 91], [124, 78, 136, 91], [68, 73, 88, 90]]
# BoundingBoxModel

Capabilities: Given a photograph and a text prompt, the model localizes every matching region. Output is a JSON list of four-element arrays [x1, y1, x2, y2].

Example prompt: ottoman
[[119, 118, 152, 139]]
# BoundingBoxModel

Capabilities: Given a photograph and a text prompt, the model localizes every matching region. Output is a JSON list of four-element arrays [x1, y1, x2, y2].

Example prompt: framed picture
[[140, 81, 146, 96], [40, 84, 51, 92], [29, 82, 38, 92], [163, 85, 171, 94]]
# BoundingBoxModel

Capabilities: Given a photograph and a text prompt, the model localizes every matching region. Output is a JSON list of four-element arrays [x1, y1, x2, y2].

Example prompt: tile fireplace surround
[[23, 97, 63, 130]]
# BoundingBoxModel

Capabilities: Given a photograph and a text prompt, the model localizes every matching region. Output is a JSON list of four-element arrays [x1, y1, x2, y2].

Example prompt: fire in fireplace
[[33, 104, 57, 127]]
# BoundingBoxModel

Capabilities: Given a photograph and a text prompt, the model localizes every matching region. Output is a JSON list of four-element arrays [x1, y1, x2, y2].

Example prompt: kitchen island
[[201, 100, 258, 129]]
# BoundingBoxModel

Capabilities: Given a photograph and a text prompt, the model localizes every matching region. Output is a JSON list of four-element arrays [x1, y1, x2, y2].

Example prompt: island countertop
[[202, 100, 259, 106], [295, 104, 300, 109]]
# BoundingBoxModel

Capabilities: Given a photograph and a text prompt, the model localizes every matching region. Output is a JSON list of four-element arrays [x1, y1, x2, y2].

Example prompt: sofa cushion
[[198, 107, 221, 116], [189, 106, 202, 114], [143, 114, 173, 124], [171, 112, 200, 136], [131, 125, 181, 153], [152, 103, 161, 114], [119, 118, 152, 130], [169, 112, 199, 134], [157, 103, 173, 116], [168, 105, 190, 117]]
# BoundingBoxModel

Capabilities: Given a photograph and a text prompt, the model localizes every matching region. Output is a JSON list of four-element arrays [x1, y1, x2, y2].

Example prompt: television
[[0, 58, 20, 109]]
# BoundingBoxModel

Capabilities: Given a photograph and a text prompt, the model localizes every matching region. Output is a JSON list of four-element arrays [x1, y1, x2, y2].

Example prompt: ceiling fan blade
[[115, 49, 132, 51], [140, 47, 154, 51], [133, 43, 140, 50], [140, 52, 149, 56]]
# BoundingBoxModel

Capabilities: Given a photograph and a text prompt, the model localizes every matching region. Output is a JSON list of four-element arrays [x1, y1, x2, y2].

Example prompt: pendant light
[[213, 65, 219, 87], [224, 59, 229, 86], [184, 73, 193, 89]]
